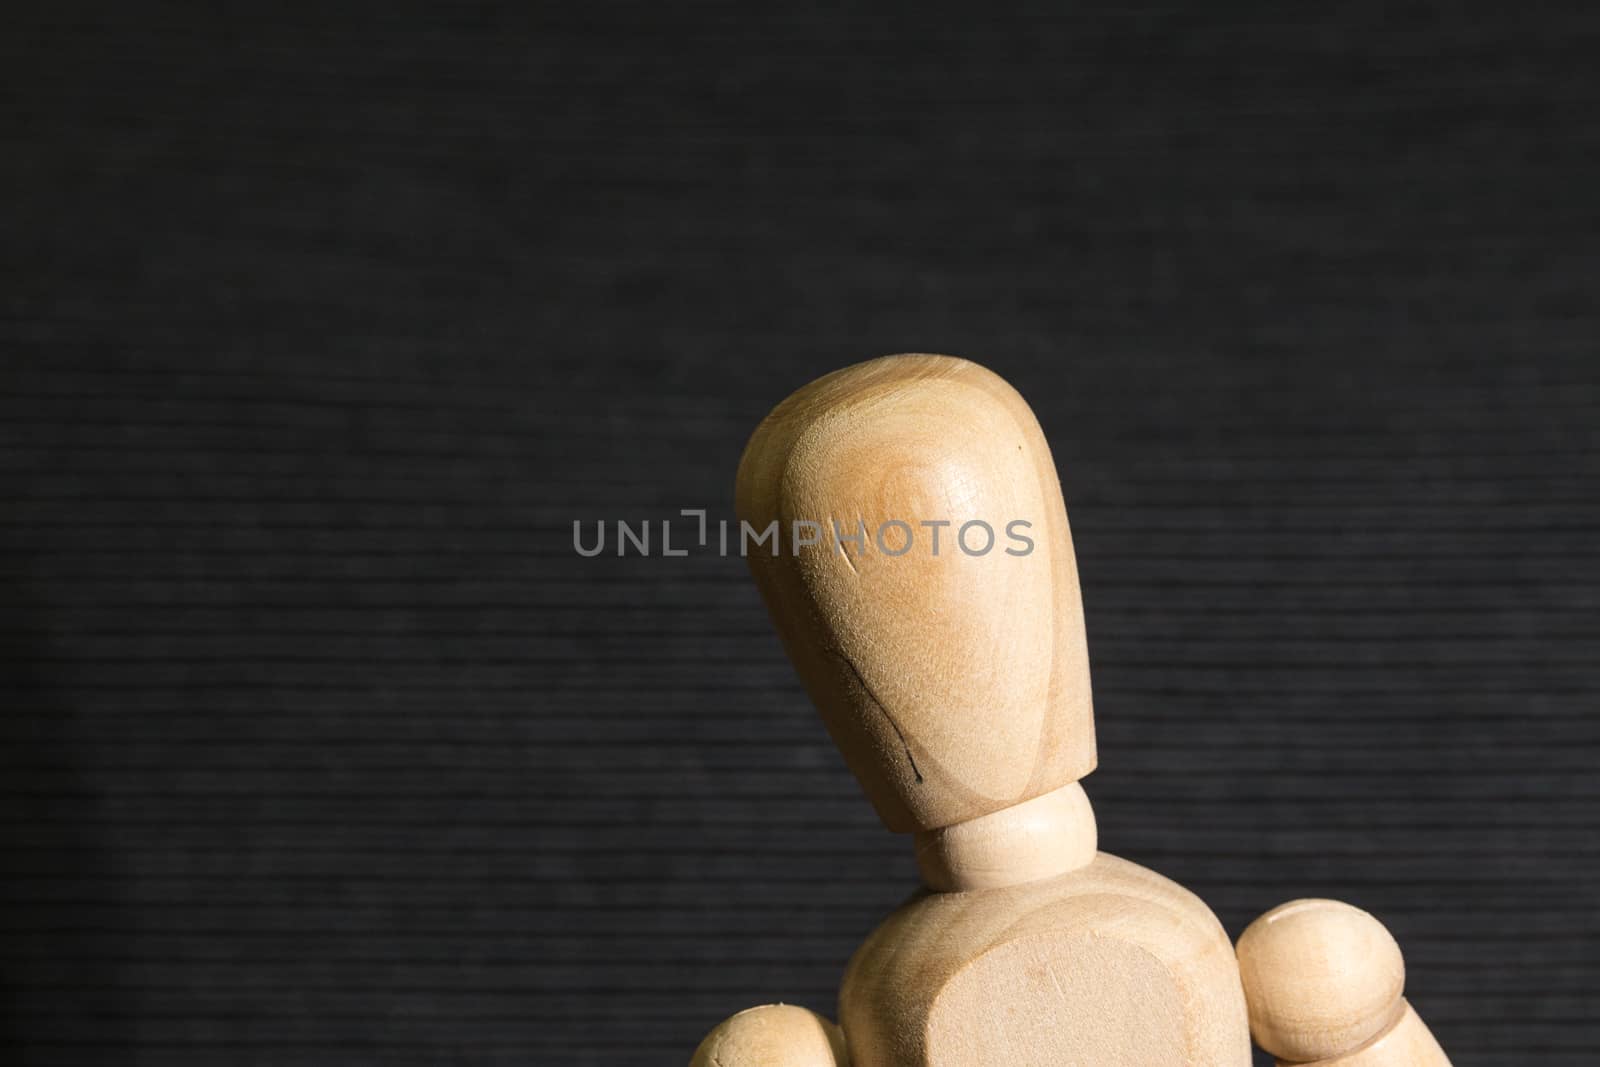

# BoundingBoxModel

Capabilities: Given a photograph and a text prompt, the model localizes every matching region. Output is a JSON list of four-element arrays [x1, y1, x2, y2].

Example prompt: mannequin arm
[[1237, 898, 1451, 1067], [689, 1003, 849, 1067]]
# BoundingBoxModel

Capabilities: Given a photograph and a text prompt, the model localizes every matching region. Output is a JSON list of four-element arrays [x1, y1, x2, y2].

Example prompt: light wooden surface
[[1237, 899, 1451, 1066], [735, 355, 1096, 834], [913, 781, 1098, 893], [841, 852, 1250, 1066], [725, 356, 1251, 1065], [1308, 1005, 1451, 1067], [690, 1004, 849, 1067]]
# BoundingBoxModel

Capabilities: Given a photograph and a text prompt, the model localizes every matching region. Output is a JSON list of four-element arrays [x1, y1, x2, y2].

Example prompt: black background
[[4, 5, 1597, 1065]]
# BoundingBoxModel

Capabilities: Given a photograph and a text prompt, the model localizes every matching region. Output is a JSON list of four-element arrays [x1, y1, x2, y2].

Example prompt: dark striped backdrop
[[3, 4, 1596, 1065]]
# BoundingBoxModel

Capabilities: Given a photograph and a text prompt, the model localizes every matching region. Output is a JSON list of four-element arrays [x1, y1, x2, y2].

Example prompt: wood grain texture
[[1306, 1005, 1449, 1067], [736, 355, 1248, 1064], [736, 355, 1094, 832], [840, 852, 1251, 1066], [690, 1004, 849, 1067], [2, 3, 1598, 1065], [914, 781, 1099, 893], [1237, 899, 1418, 1064]]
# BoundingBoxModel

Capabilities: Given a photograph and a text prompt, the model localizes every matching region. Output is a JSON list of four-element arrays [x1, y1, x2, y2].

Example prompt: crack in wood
[[829, 649, 923, 784]]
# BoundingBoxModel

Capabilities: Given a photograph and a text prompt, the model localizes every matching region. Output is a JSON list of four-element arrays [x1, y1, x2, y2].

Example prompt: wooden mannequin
[[1236, 899, 1451, 1067], [693, 355, 1253, 1066]]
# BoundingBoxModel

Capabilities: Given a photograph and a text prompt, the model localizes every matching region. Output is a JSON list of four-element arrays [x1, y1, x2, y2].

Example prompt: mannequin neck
[[912, 781, 1097, 892]]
